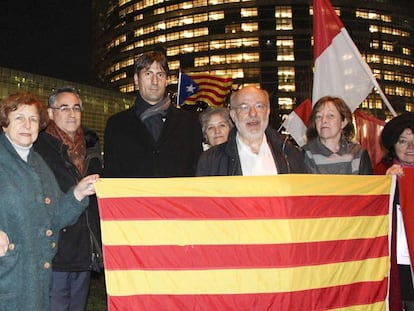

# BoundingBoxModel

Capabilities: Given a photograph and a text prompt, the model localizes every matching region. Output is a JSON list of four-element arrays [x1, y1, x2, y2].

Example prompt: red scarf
[[45, 120, 86, 175]]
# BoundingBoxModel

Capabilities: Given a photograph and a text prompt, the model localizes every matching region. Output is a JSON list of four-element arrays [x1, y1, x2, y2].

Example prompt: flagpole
[[342, 29, 397, 117], [371, 79, 398, 117], [177, 71, 182, 107]]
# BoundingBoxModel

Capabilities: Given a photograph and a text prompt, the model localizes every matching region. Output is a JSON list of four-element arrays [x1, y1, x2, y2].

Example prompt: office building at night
[[0, 66, 134, 146], [92, 0, 414, 124]]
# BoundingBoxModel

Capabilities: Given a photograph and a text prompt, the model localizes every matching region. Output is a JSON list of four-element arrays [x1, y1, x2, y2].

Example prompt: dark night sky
[[0, 0, 93, 85]]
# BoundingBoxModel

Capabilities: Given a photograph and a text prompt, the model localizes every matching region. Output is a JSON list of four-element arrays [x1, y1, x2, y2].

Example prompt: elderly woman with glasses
[[0, 92, 99, 311]]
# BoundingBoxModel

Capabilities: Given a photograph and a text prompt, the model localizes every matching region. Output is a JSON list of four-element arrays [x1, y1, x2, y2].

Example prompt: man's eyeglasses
[[232, 103, 267, 114], [49, 105, 83, 114]]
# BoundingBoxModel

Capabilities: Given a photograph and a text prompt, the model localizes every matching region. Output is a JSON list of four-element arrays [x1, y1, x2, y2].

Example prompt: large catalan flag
[[95, 174, 394, 310], [178, 73, 232, 107]]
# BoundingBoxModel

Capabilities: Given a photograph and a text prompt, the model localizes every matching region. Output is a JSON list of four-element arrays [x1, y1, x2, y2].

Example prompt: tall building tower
[[92, 0, 414, 121]]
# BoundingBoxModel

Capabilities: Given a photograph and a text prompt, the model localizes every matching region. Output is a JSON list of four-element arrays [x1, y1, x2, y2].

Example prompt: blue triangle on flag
[[178, 73, 199, 106]]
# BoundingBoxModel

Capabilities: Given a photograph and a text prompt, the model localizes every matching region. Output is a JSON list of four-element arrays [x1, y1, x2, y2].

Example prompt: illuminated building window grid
[[276, 6, 293, 30], [406, 103, 414, 112], [278, 67, 295, 92], [108, 5, 264, 79], [118, 0, 254, 17], [104, 2, 414, 113], [356, 10, 392, 23], [360, 98, 384, 110], [108, 4, 284, 79], [369, 25, 409, 37]]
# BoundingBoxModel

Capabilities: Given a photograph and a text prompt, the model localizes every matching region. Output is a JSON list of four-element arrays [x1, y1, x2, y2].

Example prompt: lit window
[[275, 6, 293, 30], [154, 7, 165, 15], [241, 8, 257, 17], [382, 41, 393, 52], [169, 60, 180, 70], [406, 103, 414, 112], [278, 98, 294, 110], [210, 40, 225, 50], [195, 56, 209, 67], [241, 23, 258, 32], [371, 40, 380, 49], [209, 11, 224, 21]]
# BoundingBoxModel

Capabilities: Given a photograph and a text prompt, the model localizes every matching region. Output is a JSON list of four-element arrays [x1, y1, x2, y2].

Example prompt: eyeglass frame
[[49, 104, 83, 114], [231, 102, 268, 114], [396, 138, 414, 148]]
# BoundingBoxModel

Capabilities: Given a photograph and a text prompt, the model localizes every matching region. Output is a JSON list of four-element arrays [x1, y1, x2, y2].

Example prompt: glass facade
[[93, 0, 414, 123], [0, 66, 135, 149]]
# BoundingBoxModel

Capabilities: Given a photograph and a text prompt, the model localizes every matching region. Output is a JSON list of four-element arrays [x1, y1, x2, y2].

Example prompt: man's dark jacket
[[103, 103, 203, 177], [33, 127, 102, 271], [196, 127, 306, 176]]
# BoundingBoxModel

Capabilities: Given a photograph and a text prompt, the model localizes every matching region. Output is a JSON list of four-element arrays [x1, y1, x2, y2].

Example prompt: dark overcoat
[[103, 103, 203, 177], [0, 133, 88, 311], [196, 127, 306, 176], [33, 127, 102, 271]]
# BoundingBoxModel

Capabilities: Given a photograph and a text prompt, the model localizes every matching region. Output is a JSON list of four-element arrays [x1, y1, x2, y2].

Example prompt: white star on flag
[[186, 84, 197, 93]]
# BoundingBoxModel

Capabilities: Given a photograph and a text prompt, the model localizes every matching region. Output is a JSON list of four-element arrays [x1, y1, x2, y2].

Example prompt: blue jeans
[[50, 271, 91, 311]]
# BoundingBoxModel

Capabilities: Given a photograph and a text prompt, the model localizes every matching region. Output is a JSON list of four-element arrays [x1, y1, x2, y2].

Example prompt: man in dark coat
[[103, 50, 203, 178], [197, 86, 305, 176], [34, 87, 102, 311]]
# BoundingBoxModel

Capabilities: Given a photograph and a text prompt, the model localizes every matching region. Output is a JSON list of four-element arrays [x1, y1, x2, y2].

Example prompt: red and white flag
[[399, 168, 414, 267], [281, 99, 312, 147], [353, 109, 386, 170], [284, 0, 378, 146], [312, 0, 375, 108]]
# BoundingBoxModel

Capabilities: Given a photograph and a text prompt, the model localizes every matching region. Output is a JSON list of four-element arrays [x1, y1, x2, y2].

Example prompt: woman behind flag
[[379, 113, 414, 310], [199, 107, 233, 151], [302, 96, 372, 174]]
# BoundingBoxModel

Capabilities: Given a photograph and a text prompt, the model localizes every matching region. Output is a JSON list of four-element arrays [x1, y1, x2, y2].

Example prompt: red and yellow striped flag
[[183, 74, 232, 107], [95, 174, 394, 310]]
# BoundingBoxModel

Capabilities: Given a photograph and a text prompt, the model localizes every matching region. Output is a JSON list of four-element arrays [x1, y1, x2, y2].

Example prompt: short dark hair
[[306, 96, 354, 141], [0, 92, 48, 130], [48, 86, 82, 108], [134, 51, 169, 76], [381, 112, 414, 160]]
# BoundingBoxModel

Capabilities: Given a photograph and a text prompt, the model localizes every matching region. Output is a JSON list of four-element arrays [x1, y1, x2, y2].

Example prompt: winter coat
[[196, 127, 306, 176], [0, 133, 88, 311], [103, 102, 203, 177], [33, 127, 102, 271]]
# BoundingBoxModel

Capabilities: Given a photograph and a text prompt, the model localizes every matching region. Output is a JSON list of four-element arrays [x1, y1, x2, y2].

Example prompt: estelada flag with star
[[177, 72, 232, 107]]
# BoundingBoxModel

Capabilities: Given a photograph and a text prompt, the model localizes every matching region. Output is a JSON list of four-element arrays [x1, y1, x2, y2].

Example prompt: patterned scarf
[[45, 120, 86, 175], [135, 94, 171, 141], [138, 95, 171, 121]]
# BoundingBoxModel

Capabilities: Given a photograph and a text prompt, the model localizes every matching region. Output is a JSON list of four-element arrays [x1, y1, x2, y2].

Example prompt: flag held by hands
[[95, 175, 393, 311]]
